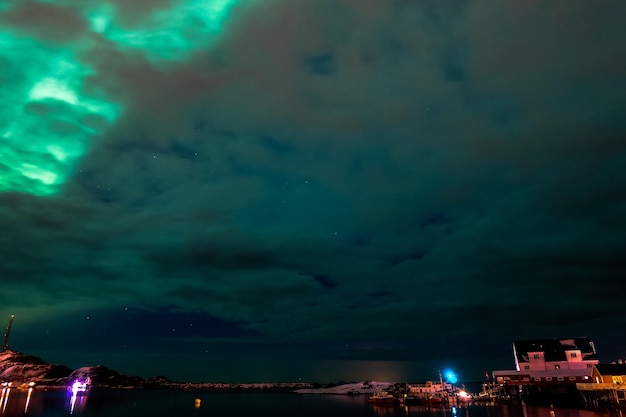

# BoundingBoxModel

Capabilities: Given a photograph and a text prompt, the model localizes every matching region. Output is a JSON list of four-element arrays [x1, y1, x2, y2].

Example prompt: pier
[[577, 383, 626, 408]]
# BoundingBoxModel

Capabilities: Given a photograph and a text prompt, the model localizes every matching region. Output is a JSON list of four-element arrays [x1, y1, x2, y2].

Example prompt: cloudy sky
[[1, 0, 625, 383]]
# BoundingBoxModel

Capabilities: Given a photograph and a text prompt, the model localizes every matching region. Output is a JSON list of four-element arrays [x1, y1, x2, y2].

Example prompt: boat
[[404, 379, 453, 406], [404, 392, 449, 406], [368, 391, 398, 404], [421, 394, 447, 406]]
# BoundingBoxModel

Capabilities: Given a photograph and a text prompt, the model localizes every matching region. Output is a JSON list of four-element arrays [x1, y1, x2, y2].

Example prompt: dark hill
[[0, 349, 149, 388], [0, 349, 72, 383]]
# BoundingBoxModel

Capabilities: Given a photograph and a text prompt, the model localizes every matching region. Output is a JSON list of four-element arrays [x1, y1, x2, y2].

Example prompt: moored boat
[[404, 392, 449, 406], [368, 391, 398, 404]]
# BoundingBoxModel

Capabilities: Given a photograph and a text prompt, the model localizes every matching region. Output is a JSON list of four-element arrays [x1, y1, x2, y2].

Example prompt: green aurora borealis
[[1, 0, 249, 195]]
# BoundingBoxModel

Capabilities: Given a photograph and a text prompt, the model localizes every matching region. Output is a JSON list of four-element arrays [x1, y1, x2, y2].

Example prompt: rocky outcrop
[[68, 365, 145, 388], [0, 350, 147, 388], [0, 349, 72, 383]]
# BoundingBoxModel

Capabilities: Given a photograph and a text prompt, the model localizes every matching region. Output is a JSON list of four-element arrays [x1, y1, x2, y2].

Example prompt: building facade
[[577, 364, 626, 407], [493, 338, 599, 387]]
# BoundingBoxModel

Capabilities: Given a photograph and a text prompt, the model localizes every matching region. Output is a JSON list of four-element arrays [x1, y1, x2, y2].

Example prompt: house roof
[[595, 363, 626, 376], [513, 338, 598, 363]]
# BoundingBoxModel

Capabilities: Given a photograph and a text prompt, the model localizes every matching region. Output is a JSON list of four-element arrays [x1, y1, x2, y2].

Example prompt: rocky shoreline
[[0, 349, 328, 391]]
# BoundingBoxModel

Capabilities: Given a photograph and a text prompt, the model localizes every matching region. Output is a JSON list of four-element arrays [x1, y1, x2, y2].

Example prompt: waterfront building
[[589, 363, 626, 385], [489, 337, 601, 405], [576, 363, 626, 407], [493, 338, 599, 386]]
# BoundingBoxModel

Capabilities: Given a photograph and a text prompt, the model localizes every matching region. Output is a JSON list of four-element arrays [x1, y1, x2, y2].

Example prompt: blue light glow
[[444, 369, 458, 384]]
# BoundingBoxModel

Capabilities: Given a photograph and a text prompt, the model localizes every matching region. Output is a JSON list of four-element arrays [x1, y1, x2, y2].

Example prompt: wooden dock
[[576, 383, 626, 408]]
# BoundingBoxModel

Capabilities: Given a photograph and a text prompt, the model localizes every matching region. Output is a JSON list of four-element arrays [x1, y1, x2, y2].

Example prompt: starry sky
[[1, 0, 625, 383]]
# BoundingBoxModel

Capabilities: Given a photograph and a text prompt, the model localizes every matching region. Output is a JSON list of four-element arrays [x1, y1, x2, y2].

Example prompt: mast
[[3, 314, 15, 351]]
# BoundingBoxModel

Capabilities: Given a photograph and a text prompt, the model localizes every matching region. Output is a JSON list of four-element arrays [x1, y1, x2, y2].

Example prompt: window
[[534, 377, 541, 381], [524, 366, 530, 370], [546, 377, 552, 381], [613, 376, 624, 384], [557, 377, 564, 381], [570, 352, 577, 358], [555, 364, 560, 370], [569, 377, 577, 381], [533, 354, 540, 359], [587, 364, 593, 368]]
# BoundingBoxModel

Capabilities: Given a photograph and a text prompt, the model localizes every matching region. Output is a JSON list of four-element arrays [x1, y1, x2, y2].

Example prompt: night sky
[[1, 0, 625, 384]]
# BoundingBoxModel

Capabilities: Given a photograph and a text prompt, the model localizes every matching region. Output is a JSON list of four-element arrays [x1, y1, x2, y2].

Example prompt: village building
[[489, 337, 599, 404], [576, 363, 626, 407], [493, 337, 599, 385]]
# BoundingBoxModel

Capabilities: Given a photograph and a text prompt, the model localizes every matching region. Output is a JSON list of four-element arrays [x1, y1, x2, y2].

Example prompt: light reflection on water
[[0, 389, 620, 417], [69, 389, 88, 414]]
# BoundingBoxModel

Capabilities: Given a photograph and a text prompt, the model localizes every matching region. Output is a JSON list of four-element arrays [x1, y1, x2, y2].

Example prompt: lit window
[[613, 376, 624, 384], [555, 364, 560, 370]]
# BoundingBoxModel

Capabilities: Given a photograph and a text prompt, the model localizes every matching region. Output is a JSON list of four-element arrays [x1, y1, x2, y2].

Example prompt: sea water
[[0, 389, 619, 417]]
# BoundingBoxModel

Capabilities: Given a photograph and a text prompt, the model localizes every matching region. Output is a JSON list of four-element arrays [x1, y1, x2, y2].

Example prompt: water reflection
[[24, 387, 33, 413], [370, 401, 475, 417], [0, 385, 10, 413], [370, 403, 401, 416], [516, 402, 619, 417], [0, 390, 621, 417], [0, 384, 40, 415], [68, 388, 88, 414], [371, 400, 620, 417]]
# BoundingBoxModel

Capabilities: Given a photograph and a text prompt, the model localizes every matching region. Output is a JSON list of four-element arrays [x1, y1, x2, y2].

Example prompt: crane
[[3, 314, 15, 351]]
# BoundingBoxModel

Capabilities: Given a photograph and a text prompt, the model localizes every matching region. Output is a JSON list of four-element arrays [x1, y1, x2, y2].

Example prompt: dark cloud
[[0, 1, 87, 44], [105, 0, 179, 28]]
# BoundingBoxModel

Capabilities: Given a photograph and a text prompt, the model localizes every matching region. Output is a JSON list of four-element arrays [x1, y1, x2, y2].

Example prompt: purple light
[[70, 380, 88, 394]]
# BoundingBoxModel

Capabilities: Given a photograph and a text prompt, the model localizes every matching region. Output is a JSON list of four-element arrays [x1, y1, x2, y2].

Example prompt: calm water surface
[[0, 389, 620, 417]]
